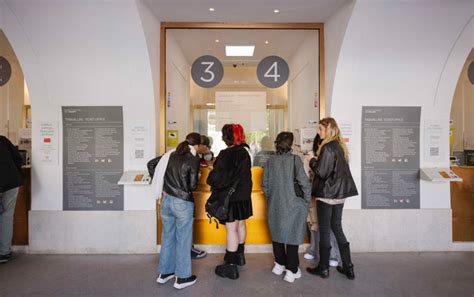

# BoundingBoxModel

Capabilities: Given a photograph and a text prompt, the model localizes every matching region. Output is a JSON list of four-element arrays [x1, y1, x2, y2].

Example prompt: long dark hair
[[176, 132, 201, 155], [222, 124, 234, 147], [275, 132, 294, 154]]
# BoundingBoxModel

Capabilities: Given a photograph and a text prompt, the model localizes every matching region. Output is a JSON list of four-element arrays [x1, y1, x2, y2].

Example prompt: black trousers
[[317, 201, 348, 249], [272, 241, 299, 273]]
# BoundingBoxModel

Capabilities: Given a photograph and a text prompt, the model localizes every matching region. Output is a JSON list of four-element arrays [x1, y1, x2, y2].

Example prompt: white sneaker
[[272, 262, 286, 276], [304, 253, 315, 260], [329, 259, 339, 267], [156, 273, 175, 284], [283, 268, 302, 283]]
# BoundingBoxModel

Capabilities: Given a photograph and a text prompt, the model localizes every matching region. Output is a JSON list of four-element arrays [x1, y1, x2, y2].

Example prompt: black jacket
[[309, 141, 358, 199], [0, 136, 23, 193], [163, 151, 200, 202], [207, 145, 252, 202]]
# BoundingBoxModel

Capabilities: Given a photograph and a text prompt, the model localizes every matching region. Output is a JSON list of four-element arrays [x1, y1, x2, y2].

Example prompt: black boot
[[215, 250, 239, 280], [336, 243, 355, 280], [306, 246, 330, 278], [237, 243, 245, 266]]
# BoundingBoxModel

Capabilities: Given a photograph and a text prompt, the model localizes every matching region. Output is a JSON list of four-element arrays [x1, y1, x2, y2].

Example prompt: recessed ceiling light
[[265, 41, 270, 44], [225, 45, 255, 57], [209, 7, 215, 12], [215, 39, 220, 43], [274, 9, 279, 13]]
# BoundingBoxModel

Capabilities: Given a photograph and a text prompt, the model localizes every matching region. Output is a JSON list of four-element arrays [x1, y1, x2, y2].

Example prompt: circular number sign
[[191, 55, 224, 88], [468, 61, 474, 85], [0, 56, 12, 87], [257, 56, 289, 88]]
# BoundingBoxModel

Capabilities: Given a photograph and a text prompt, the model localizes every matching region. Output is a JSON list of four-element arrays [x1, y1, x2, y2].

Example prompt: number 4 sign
[[257, 56, 289, 88]]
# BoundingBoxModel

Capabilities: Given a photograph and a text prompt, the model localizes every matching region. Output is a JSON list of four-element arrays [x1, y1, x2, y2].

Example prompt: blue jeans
[[158, 194, 194, 278], [306, 229, 341, 263], [0, 187, 19, 255]]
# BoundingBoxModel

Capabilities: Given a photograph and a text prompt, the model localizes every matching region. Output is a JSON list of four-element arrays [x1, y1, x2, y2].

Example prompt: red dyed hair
[[232, 124, 246, 146]]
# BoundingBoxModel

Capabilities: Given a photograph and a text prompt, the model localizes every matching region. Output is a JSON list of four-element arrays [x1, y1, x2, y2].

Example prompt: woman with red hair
[[207, 124, 253, 280]]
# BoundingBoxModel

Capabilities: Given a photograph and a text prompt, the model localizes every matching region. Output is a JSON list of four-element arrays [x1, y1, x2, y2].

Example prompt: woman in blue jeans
[[154, 133, 201, 290]]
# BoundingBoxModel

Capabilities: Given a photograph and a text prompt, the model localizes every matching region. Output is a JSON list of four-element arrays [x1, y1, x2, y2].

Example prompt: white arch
[[0, 0, 49, 110], [435, 16, 474, 114]]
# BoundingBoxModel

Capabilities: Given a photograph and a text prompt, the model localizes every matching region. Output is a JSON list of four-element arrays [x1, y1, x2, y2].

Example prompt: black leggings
[[317, 201, 348, 249], [272, 241, 299, 273]]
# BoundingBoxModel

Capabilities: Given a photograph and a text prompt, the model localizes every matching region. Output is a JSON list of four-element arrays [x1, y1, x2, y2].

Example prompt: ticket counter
[[157, 167, 272, 244]]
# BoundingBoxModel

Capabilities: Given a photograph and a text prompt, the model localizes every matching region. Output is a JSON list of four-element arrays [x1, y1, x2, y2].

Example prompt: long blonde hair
[[316, 117, 349, 161]]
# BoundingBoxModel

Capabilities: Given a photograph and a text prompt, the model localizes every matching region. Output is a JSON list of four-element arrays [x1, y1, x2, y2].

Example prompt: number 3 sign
[[191, 55, 224, 88], [257, 56, 289, 88]]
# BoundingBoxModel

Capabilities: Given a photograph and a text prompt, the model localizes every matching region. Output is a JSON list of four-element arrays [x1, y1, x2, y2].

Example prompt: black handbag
[[205, 178, 239, 228], [293, 155, 304, 198]]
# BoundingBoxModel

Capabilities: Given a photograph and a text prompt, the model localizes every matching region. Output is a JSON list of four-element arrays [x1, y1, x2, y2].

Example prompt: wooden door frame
[[159, 22, 325, 154]]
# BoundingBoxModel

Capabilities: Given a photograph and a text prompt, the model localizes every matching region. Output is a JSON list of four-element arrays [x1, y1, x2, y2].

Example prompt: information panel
[[361, 106, 421, 209], [62, 106, 124, 210]]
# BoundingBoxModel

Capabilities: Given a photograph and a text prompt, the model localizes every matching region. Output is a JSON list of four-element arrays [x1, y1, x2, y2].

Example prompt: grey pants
[[0, 187, 19, 255], [306, 229, 341, 262]]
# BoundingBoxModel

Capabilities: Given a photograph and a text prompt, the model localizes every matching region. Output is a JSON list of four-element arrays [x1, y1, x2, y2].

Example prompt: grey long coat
[[262, 153, 311, 245]]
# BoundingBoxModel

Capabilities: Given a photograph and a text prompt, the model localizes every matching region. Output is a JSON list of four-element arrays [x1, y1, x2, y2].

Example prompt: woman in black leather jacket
[[156, 133, 201, 290], [207, 124, 253, 280], [306, 118, 358, 280]]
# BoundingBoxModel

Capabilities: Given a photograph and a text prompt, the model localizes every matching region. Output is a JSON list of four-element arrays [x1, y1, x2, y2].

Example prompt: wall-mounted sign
[[0, 56, 12, 86], [39, 121, 58, 165], [62, 106, 124, 211], [257, 55, 289, 88], [361, 106, 421, 209], [191, 55, 224, 88]]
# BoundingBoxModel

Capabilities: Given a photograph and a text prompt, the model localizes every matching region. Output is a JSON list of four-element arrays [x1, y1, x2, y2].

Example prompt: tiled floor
[[0, 252, 472, 297]]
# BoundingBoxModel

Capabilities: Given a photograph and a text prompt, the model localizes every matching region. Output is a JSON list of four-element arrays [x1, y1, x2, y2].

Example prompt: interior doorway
[[450, 48, 474, 242], [158, 23, 324, 245], [0, 30, 31, 246]]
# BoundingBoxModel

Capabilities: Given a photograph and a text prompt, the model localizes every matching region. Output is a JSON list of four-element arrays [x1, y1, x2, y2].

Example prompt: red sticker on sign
[[44, 138, 51, 143]]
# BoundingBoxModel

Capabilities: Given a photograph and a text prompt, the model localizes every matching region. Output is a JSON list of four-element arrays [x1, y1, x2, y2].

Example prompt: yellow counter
[[157, 167, 272, 244]]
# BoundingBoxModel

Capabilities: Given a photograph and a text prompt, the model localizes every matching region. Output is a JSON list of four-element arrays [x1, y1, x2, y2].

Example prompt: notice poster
[[39, 121, 58, 165], [361, 106, 421, 209], [423, 119, 446, 163], [62, 106, 124, 211], [216, 91, 266, 132]]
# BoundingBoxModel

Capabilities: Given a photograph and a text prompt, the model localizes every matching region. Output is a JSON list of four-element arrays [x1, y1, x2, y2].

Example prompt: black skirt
[[220, 199, 253, 224]]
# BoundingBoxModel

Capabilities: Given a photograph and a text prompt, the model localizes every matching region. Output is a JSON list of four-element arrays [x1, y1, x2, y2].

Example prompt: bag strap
[[293, 155, 297, 181]]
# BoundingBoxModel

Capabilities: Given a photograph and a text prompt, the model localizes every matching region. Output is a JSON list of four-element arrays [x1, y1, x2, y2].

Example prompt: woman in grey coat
[[262, 132, 311, 283]]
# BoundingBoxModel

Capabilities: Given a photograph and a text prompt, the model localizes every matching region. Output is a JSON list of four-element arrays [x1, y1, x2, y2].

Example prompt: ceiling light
[[209, 7, 215, 12], [215, 39, 220, 43], [265, 40, 269, 44], [225, 45, 255, 57], [206, 103, 215, 106], [273, 9, 279, 13]]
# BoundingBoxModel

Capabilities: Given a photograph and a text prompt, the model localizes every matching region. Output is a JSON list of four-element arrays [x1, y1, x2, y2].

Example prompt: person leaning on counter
[[0, 135, 23, 264]]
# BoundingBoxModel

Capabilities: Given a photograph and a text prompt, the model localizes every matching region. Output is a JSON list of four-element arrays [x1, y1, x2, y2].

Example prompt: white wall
[[288, 32, 320, 132], [165, 32, 191, 149], [136, 0, 161, 155], [0, 0, 159, 253], [327, 0, 474, 251]]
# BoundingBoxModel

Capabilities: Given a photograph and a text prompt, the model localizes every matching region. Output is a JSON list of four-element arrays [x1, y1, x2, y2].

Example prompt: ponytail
[[176, 132, 201, 155], [176, 140, 191, 155]]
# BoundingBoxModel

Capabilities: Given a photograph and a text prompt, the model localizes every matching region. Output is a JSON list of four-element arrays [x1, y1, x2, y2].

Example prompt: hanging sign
[[191, 55, 224, 88], [257, 55, 289, 88], [0, 56, 12, 86]]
